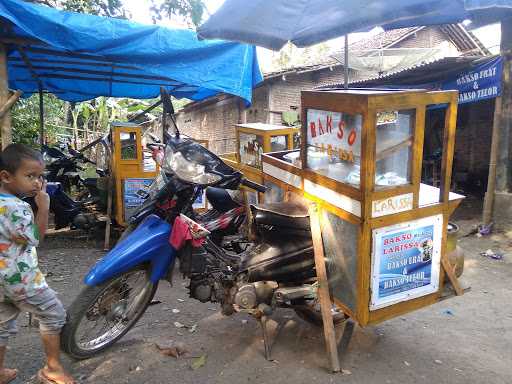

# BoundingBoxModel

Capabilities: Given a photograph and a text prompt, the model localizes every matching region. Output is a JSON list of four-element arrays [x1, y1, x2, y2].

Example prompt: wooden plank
[[440, 98, 458, 203], [412, 106, 426, 208], [261, 152, 302, 176], [304, 191, 361, 225], [368, 292, 439, 325], [370, 184, 415, 200], [375, 135, 413, 160], [370, 203, 444, 228], [440, 230, 464, 296], [103, 176, 114, 251], [356, 224, 371, 326], [0, 44, 12, 149], [302, 169, 362, 200], [308, 203, 341, 373], [356, 106, 377, 327]]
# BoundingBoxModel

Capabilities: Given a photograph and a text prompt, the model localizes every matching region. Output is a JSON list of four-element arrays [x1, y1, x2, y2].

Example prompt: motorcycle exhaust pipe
[[273, 285, 316, 303]]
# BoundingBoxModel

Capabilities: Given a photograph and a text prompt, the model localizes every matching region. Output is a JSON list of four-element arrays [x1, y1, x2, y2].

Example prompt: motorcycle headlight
[[162, 146, 221, 185]]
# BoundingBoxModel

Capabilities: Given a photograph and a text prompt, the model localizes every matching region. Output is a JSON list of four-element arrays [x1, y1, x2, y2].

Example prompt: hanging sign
[[442, 56, 502, 104], [370, 215, 443, 310]]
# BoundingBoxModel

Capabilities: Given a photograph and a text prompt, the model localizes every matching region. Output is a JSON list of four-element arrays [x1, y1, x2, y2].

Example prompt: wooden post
[[0, 43, 12, 149], [39, 85, 44, 147], [308, 203, 340, 373], [482, 97, 502, 224], [103, 175, 113, 251]]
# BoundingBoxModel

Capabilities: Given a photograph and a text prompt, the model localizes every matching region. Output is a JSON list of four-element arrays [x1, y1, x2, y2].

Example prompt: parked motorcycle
[[42, 144, 102, 195], [61, 133, 346, 359], [42, 141, 109, 230]]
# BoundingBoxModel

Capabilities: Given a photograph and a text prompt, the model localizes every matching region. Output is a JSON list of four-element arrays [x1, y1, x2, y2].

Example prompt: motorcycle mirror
[[160, 87, 180, 139]]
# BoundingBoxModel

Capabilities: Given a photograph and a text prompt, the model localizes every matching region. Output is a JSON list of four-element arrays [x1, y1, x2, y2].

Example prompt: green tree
[[149, 0, 205, 27], [26, 0, 206, 26], [26, 0, 127, 18], [11, 94, 67, 147]]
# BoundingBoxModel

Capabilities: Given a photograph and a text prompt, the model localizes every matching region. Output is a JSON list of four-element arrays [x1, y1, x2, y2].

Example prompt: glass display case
[[237, 123, 300, 170]]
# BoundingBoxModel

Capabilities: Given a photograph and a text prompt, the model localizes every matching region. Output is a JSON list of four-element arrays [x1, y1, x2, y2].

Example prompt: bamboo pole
[[0, 44, 12, 149], [482, 97, 502, 225], [39, 86, 44, 147]]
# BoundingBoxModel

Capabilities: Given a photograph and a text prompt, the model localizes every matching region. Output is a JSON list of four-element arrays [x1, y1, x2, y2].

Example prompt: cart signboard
[[123, 178, 154, 221], [370, 215, 443, 310]]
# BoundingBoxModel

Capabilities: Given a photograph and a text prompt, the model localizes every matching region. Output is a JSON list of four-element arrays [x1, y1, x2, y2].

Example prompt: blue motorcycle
[[61, 133, 346, 359]]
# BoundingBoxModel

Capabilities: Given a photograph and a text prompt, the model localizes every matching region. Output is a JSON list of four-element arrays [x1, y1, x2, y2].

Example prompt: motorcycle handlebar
[[241, 178, 267, 193]]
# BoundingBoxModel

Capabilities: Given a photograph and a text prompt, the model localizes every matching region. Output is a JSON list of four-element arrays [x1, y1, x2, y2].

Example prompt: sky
[[121, 0, 502, 71]]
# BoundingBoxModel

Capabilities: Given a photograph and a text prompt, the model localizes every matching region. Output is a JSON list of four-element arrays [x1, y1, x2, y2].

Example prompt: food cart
[[221, 122, 300, 204], [260, 88, 466, 369], [109, 122, 159, 226]]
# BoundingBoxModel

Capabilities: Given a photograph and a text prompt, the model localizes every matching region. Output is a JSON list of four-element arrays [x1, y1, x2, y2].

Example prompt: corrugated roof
[[317, 55, 487, 89]]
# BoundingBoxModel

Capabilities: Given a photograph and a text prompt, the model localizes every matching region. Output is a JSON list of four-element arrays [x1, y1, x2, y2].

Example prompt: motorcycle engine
[[233, 281, 277, 310]]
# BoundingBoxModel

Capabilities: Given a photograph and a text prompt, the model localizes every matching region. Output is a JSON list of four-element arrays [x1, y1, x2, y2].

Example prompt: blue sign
[[441, 56, 502, 104], [123, 178, 154, 220], [379, 56, 503, 105], [371, 215, 442, 310]]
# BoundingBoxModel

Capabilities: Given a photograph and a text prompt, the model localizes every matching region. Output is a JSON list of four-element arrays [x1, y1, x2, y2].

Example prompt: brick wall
[[268, 66, 360, 125], [176, 96, 240, 154], [424, 99, 494, 192], [454, 99, 494, 178]]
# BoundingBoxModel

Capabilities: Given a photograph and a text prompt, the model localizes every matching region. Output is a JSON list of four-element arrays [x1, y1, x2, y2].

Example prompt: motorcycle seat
[[251, 202, 310, 231], [206, 187, 241, 213]]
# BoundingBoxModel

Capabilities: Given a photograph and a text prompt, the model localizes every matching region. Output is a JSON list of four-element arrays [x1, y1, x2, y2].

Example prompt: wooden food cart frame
[[221, 123, 300, 204], [111, 122, 158, 227], [261, 89, 465, 371]]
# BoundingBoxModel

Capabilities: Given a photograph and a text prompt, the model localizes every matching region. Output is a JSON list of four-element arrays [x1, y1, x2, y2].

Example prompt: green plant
[[11, 93, 67, 147]]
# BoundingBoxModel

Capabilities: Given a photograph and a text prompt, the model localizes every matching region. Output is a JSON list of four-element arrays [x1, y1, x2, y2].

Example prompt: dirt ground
[[4, 210, 512, 384]]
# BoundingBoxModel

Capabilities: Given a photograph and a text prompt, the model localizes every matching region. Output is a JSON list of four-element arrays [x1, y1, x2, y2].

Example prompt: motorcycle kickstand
[[337, 319, 355, 358], [258, 315, 290, 361]]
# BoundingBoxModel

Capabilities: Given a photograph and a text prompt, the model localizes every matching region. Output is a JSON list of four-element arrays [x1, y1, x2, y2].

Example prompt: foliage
[[149, 0, 205, 27], [26, 0, 127, 18], [11, 94, 67, 147], [270, 42, 332, 71], [26, 0, 207, 26]]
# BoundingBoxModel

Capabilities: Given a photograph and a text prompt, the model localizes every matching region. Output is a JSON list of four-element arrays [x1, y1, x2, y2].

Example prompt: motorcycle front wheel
[[61, 266, 157, 359]]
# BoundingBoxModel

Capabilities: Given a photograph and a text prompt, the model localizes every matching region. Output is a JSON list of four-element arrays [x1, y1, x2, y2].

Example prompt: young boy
[[0, 144, 75, 384]]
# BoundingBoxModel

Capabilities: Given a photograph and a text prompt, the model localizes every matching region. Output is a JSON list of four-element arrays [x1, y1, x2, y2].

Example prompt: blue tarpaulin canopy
[[0, 0, 262, 103], [198, 0, 512, 50]]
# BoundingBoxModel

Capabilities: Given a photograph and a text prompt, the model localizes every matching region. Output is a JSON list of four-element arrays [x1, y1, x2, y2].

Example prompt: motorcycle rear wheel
[[61, 266, 157, 359]]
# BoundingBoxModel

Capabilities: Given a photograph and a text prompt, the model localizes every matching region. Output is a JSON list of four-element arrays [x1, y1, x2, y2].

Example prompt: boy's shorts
[[0, 288, 66, 346]]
